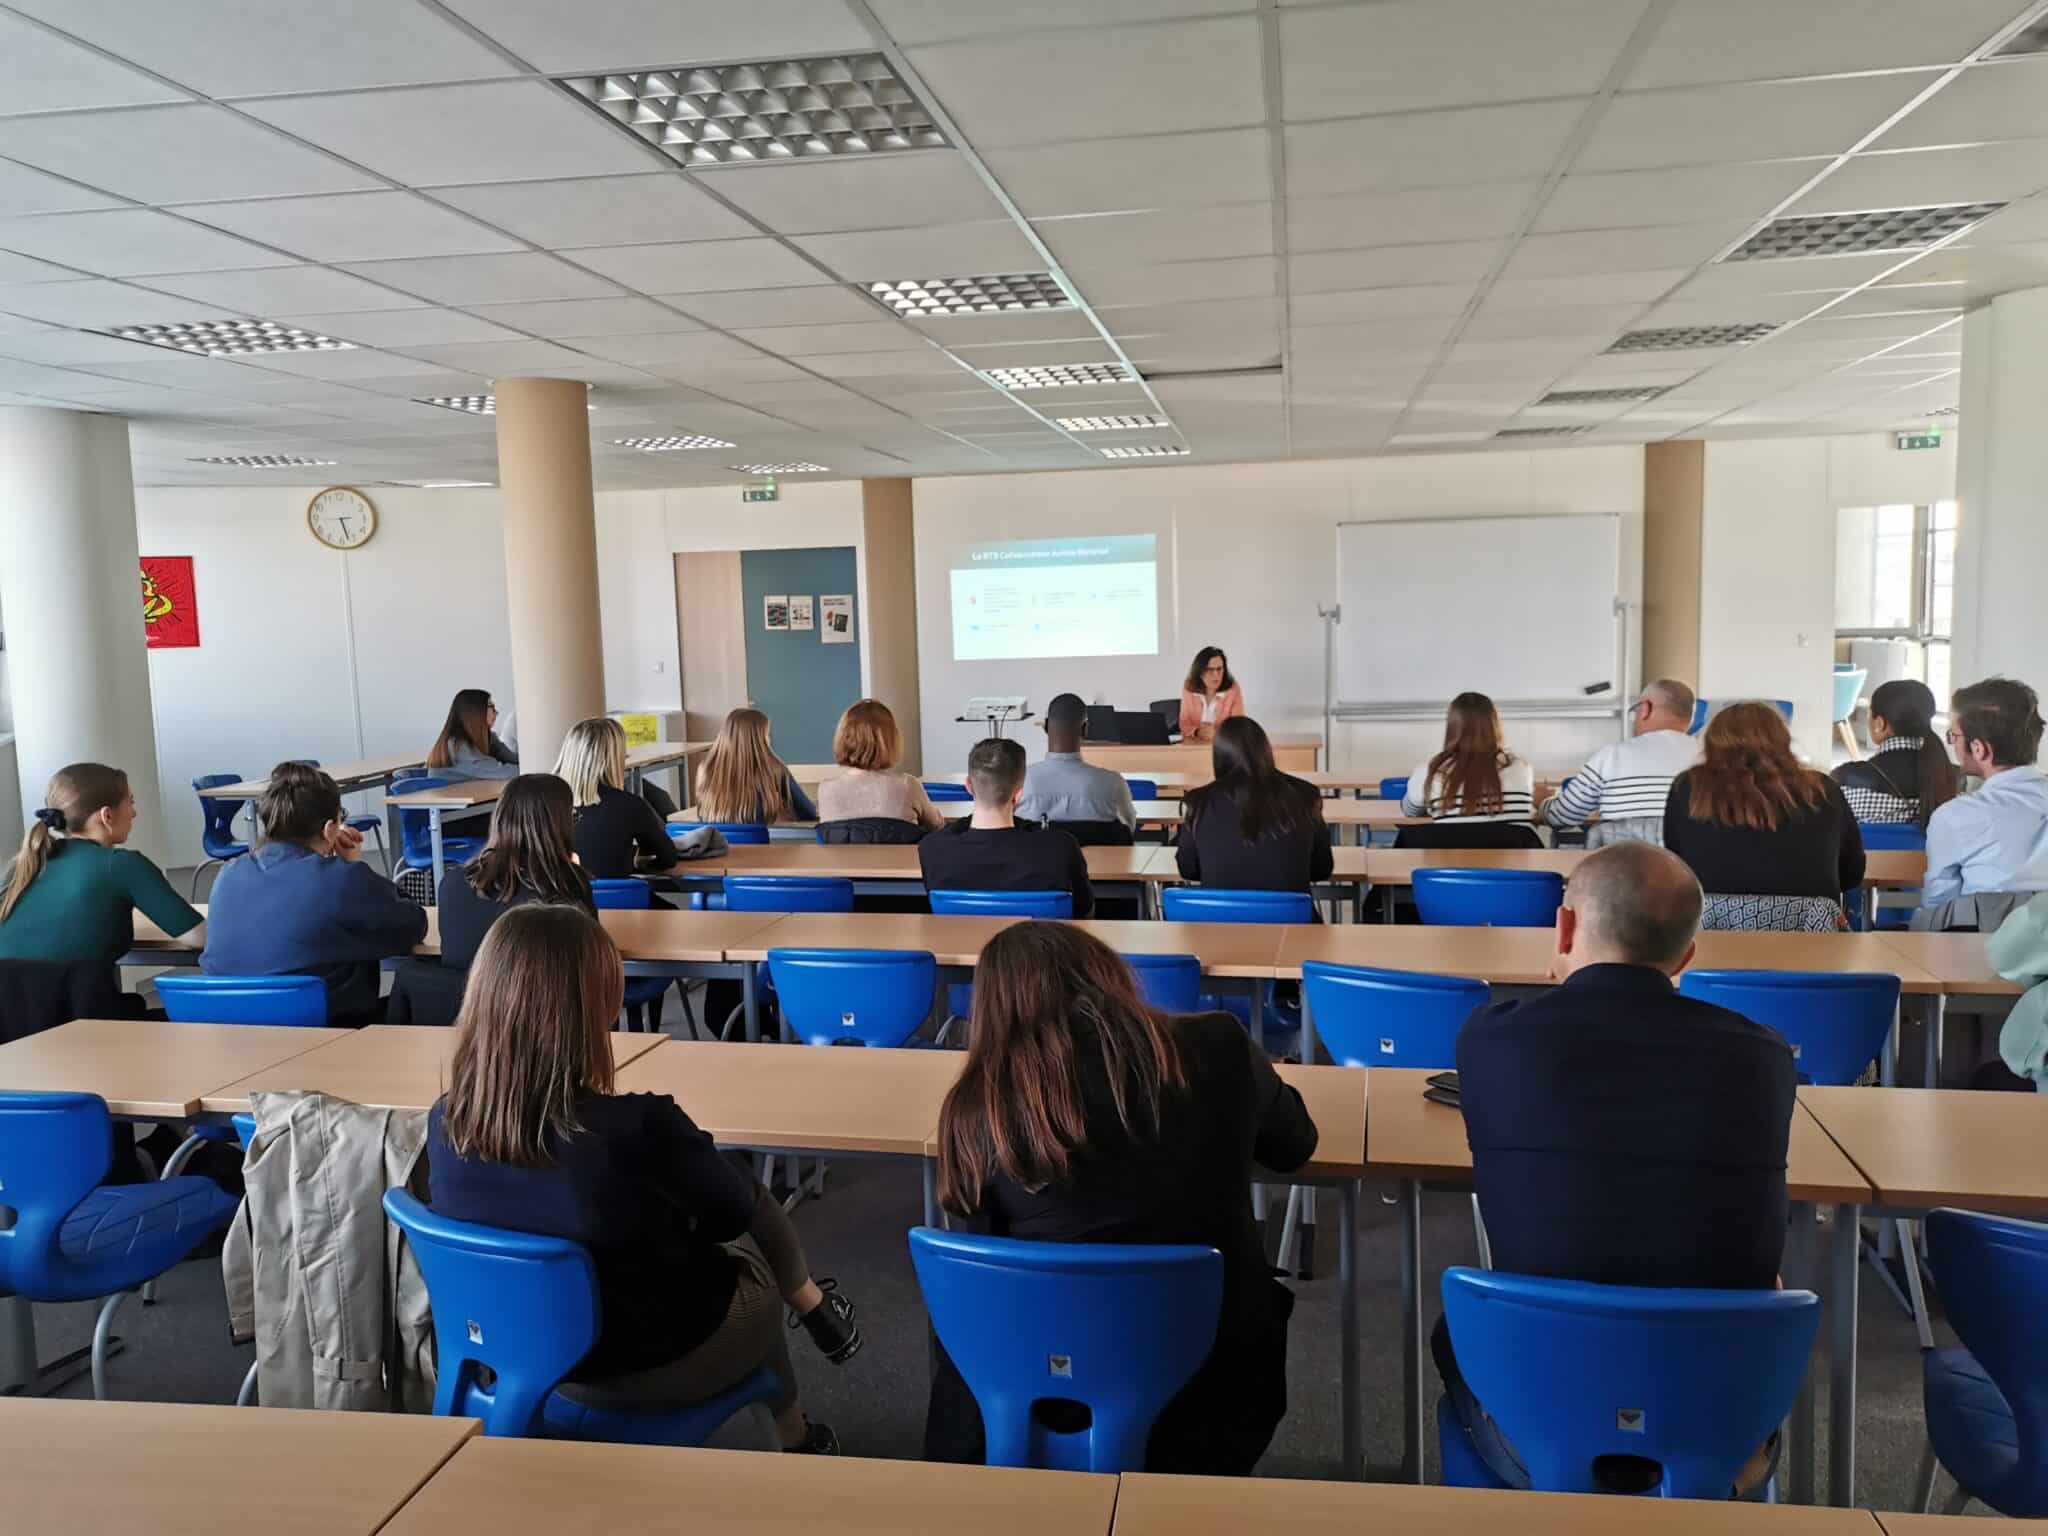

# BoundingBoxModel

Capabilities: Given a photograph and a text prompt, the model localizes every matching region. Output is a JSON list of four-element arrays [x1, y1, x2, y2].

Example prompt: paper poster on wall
[[820, 594, 853, 643], [788, 595, 815, 631], [763, 594, 790, 630], [615, 712, 658, 748], [140, 556, 200, 648]]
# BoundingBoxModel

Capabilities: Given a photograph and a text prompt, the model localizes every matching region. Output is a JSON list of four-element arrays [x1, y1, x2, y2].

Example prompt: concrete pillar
[[494, 378, 606, 770], [0, 407, 168, 863], [1953, 290, 2048, 694]]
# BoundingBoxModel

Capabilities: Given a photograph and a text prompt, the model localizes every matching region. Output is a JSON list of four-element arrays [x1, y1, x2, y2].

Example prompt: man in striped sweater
[[1542, 678, 1702, 848]]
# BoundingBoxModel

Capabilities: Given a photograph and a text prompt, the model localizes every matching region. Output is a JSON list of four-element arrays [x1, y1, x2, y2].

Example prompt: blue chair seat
[[50, 1178, 239, 1301], [1437, 1393, 1505, 1488], [1927, 1348, 2021, 1498], [539, 1363, 782, 1446]]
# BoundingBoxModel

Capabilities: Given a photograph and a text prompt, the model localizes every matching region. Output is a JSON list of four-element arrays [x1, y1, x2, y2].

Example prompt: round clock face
[[307, 486, 376, 550]]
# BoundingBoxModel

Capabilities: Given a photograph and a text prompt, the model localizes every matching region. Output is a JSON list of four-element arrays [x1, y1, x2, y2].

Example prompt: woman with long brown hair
[[1175, 715, 1332, 891], [1664, 701, 1865, 931], [695, 707, 818, 825], [435, 773, 594, 969], [927, 922, 1318, 1473], [1400, 692, 1536, 825], [426, 904, 859, 1452], [426, 687, 518, 780]]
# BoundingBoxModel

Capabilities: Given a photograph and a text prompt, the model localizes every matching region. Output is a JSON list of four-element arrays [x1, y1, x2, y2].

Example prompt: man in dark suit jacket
[[1438, 839, 1797, 1490]]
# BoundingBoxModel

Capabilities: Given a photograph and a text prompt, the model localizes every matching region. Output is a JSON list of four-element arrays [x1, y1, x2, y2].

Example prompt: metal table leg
[[1301, 993, 1320, 1067], [428, 808, 446, 890], [1926, 994, 1946, 1088], [1830, 1202, 1861, 1507], [1400, 1177, 1424, 1483], [922, 1158, 939, 1229], [1787, 1202, 1817, 1505], [1340, 1179, 1362, 1479], [742, 963, 760, 1043]]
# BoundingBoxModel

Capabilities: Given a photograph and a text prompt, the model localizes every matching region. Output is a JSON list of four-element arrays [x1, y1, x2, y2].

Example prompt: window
[[1836, 500, 1957, 702], [1925, 500, 1956, 704]]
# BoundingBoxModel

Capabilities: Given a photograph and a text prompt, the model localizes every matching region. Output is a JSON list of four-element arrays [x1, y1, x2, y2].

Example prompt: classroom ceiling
[[0, 0, 2043, 489]]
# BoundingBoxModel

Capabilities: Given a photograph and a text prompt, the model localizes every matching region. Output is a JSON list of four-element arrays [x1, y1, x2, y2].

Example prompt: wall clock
[[307, 486, 377, 550]]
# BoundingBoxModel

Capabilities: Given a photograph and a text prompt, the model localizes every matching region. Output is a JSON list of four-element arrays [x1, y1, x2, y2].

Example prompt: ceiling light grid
[[1495, 426, 1596, 439], [108, 320, 356, 357], [415, 394, 496, 414], [1053, 414, 1171, 432], [1725, 203, 2006, 263], [1607, 324, 1778, 353], [1536, 387, 1669, 405], [731, 462, 829, 474], [191, 454, 338, 467], [982, 362, 1137, 390], [560, 56, 947, 165], [869, 273, 1070, 317], [1097, 444, 1189, 459], [611, 434, 735, 451]]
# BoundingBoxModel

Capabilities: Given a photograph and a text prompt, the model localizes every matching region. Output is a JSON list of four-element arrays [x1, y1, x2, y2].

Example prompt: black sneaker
[[791, 1278, 861, 1364], [785, 1419, 840, 1454]]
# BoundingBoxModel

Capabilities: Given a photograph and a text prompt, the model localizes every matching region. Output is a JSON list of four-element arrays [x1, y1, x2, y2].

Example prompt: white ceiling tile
[[1079, 257, 1275, 307], [1537, 160, 1819, 232], [735, 322, 920, 356], [872, 0, 1247, 45], [241, 82, 651, 188], [1285, 101, 1587, 199], [0, 210, 296, 276], [1500, 221, 1753, 278], [1486, 269, 1689, 309], [0, 249, 79, 283], [951, 339, 1117, 367], [791, 221, 1038, 281], [1291, 242, 1503, 292], [983, 129, 1270, 216], [1579, 73, 1935, 172], [1289, 183, 1535, 252], [0, 328, 165, 363], [785, 349, 971, 380], [1790, 140, 2048, 214], [1284, 0, 1651, 118], [905, 16, 1265, 148], [1964, 190, 2048, 244], [1292, 315, 1460, 354], [1670, 250, 1909, 295], [692, 157, 1004, 236], [0, 105, 377, 203], [436, 175, 759, 248], [204, 346, 445, 380], [1464, 302, 1643, 340], [1879, 58, 2048, 151], [652, 286, 875, 329], [569, 239, 828, 294], [901, 309, 1098, 345], [1634, 291, 1834, 328], [0, 11, 188, 114], [338, 252, 624, 304], [597, 333, 781, 370], [269, 309, 528, 348], [1039, 203, 1272, 271], [436, 0, 876, 73], [464, 296, 701, 338], [0, 160, 125, 218], [1626, 0, 2028, 89], [136, 266, 428, 314], [1100, 296, 1277, 338], [394, 339, 601, 373], [174, 192, 523, 263], [1290, 284, 1475, 324]]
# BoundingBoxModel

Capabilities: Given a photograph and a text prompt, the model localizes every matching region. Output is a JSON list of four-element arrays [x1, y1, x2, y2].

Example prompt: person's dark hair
[[1185, 646, 1234, 694], [465, 774, 589, 905], [1, 763, 129, 922], [1426, 692, 1510, 815], [1867, 678, 1957, 826], [1686, 701, 1829, 831], [1565, 841, 1702, 967], [428, 687, 495, 770], [936, 922, 1188, 1215], [1951, 677, 2045, 770], [1189, 715, 1317, 844], [256, 761, 343, 846], [966, 737, 1026, 806]]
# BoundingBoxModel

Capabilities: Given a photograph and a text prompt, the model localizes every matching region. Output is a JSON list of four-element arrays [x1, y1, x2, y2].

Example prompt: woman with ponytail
[[0, 763, 203, 968], [1835, 678, 1959, 828]]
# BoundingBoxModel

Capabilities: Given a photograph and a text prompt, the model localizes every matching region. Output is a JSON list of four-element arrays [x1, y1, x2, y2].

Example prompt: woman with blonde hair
[[553, 716, 680, 880], [1664, 701, 1865, 931], [695, 708, 818, 825], [426, 688, 518, 781], [815, 699, 943, 831], [1400, 692, 1536, 826], [426, 904, 859, 1452]]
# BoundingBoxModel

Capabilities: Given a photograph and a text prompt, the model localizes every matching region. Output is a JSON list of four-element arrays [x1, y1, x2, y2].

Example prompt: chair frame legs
[[1914, 1438, 1941, 1513], [91, 1292, 127, 1400], [189, 857, 222, 901], [237, 1358, 259, 1407]]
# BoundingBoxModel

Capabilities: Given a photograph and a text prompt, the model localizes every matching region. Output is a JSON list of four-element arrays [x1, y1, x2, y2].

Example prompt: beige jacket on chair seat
[[222, 1090, 436, 1412]]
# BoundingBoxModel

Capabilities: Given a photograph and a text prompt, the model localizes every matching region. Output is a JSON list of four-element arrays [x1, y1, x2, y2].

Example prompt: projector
[[962, 696, 1029, 719]]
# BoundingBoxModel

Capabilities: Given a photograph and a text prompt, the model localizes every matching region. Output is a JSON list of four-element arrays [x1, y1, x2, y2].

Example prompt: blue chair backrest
[[0, 1091, 112, 1297], [1926, 1207, 2048, 1511], [909, 1226, 1224, 1472], [589, 877, 653, 910], [666, 821, 770, 845], [1301, 962, 1489, 1068], [391, 766, 430, 784], [1832, 666, 1868, 723], [1677, 970, 1899, 1085], [1379, 776, 1409, 802], [1857, 821, 1927, 852], [1122, 952, 1202, 1013], [722, 876, 856, 913], [1411, 868, 1564, 927], [923, 782, 974, 802], [1123, 779, 1159, 801], [192, 774, 245, 855], [1691, 699, 1794, 735], [382, 1190, 597, 1437], [1441, 1266, 1818, 1497], [766, 948, 937, 1047], [929, 889, 1074, 918], [1159, 887, 1313, 924], [390, 778, 452, 867], [156, 974, 328, 1027]]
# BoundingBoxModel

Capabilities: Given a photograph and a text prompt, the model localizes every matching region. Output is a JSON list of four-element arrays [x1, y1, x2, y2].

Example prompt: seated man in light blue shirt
[[1917, 676, 2048, 932], [1017, 693, 1136, 839]]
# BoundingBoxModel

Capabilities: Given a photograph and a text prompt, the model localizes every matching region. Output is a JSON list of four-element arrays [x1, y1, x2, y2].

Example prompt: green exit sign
[[741, 483, 778, 503], [1896, 431, 1943, 451]]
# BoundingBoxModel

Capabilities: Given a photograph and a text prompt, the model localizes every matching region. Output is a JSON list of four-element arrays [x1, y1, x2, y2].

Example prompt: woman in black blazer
[[1175, 716, 1332, 891]]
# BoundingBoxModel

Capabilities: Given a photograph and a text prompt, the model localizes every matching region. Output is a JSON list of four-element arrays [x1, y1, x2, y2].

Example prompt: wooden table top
[[1277, 1062, 1366, 1178], [1872, 931, 2024, 996], [201, 1024, 665, 1114], [406, 906, 791, 964], [724, 913, 1287, 976], [194, 751, 426, 798], [384, 1438, 1116, 1536], [388, 777, 508, 809], [4, 1397, 477, 1536], [1687, 930, 1943, 994], [626, 740, 712, 768], [1327, 846, 1925, 890], [698, 842, 1175, 882], [1870, 1515, 1990, 1536], [1800, 1085, 2048, 1215], [0, 1018, 351, 1118], [1110, 1472, 1881, 1536], [1279, 924, 1558, 984]]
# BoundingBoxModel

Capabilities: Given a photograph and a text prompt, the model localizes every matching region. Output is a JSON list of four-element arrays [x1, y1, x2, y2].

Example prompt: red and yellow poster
[[140, 556, 199, 649]]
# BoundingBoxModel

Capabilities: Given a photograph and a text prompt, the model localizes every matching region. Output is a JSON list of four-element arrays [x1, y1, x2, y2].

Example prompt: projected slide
[[950, 534, 1160, 661]]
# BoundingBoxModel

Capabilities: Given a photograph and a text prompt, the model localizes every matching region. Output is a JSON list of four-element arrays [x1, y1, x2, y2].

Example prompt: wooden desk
[[1872, 932, 2023, 997], [1277, 1062, 1366, 1179], [382, 1437, 1116, 1536], [1800, 1085, 2048, 1216], [1082, 735, 1320, 782], [409, 906, 790, 965], [723, 912, 1286, 977], [1346, 848, 1584, 886], [4, 1397, 476, 1536], [194, 751, 426, 798], [1688, 931, 1944, 994], [0, 1017, 349, 1118], [941, 768, 1198, 791], [699, 843, 1177, 884], [1863, 849, 1927, 890], [389, 778, 507, 885], [1279, 924, 1557, 985], [1872, 1516, 1990, 1536], [202, 1024, 664, 1113]]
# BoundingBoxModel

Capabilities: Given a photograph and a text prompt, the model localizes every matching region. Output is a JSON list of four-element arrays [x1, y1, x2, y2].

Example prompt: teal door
[[740, 547, 861, 765]]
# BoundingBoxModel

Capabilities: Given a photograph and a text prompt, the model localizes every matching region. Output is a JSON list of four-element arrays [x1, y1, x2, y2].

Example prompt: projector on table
[[957, 697, 1032, 737]]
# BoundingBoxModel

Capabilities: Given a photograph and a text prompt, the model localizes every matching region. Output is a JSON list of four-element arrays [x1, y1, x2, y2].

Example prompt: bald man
[[1435, 841, 1796, 1490], [1541, 677, 1701, 847]]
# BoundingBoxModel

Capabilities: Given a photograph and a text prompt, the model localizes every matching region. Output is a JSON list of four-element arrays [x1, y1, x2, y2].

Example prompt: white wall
[[1955, 292, 2048, 695]]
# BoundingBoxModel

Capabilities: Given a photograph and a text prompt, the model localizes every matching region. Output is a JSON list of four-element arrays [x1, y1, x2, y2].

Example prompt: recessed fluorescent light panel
[[109, 320, 355, 357], [1536, 387, 1668, 405], [1724, 203, 2006, 262], [612, 434, 736, 451], [869, 273, 1070, 317], [415, 394, 496, 414], [1495, 425, 1596, 439], [730, 462, 829, 474], [190, 454, 338, 467], [1098, 444, 1189, 459], [1054, 414, 1171, 431], [389, 479, 494, 488], [1929, 405, 1960, 416], [1606, 323, 1777, 353], [560, 56, 947, 165], [982, 362, 1137, 389]]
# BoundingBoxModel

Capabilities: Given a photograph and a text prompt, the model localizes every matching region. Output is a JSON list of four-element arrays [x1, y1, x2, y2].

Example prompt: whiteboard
[[1335, 514, 1621, 707]]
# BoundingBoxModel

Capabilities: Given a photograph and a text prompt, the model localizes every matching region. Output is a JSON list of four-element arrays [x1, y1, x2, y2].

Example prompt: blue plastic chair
[[1412, 868, 1564, 927], [666, 820, 770, 845], [765, 948, 938, 1047], [923, 782, 974, 802], [0, 1091, 239, 1398], [390, 778, 485, 872], [1124, 778, 1160, 801], [1918, 1208, 2048, 1516], [1123, 953, 1203, 1013], [928, 890, 1072, 1017], [190, 774, 252, 899], [588, 878, 671, 1030], [1677, 970, 1899, 1086], [1852, 821, 1926, 930], [1159, 888, 1312, 924], [1379, 776, 1410, 802], [156, 973, 328, 1027], [908, 1226, 1224, 1472], [390, 766, 430, 783], [1437, 1266, 1818, 1497], [1690, 699, 1795, 734], [1301, 962, 1489, 1068], [1833, 666, 1868, 729], [722, 876, 855, 913], [382, 1189, 780, 1443]]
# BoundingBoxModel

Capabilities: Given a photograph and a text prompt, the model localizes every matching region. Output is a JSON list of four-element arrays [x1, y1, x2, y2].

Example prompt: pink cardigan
[[1180, 684, 1245, 739]]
